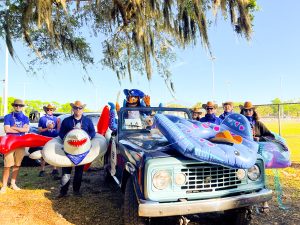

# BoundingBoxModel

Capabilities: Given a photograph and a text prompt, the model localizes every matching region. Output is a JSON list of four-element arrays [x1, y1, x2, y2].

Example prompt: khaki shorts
[[4, 148, 25, 167]]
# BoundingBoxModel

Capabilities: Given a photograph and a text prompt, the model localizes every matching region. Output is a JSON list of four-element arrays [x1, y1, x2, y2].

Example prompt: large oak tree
[[0, 0, 257, 91]]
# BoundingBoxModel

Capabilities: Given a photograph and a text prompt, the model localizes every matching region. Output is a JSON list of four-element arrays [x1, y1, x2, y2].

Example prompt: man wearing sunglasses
[[1, 99, 30, 194], [37, 104, 60, 178], [57, 100, 95, 198], [199, 101, 222, 125]]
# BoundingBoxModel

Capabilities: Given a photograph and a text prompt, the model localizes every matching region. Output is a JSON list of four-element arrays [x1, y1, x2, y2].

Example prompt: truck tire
[[124, 177, 147, 225], [224, 207, 252, 225]]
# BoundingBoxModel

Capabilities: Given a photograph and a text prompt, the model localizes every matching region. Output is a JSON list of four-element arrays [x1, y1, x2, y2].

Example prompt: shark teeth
[[67, 138, 88, 147]]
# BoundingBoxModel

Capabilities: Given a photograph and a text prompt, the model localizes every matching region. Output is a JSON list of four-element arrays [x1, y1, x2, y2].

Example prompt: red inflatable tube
[[0, 133, 52, 154], [97, 105, 110, 136]]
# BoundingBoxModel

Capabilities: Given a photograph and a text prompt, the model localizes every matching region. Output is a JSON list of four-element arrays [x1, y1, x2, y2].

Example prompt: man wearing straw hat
[[199, 101, 222, 125], [37, 103, 60, 178], [191, 107, 203, 121], [1, 99, 30, 194], [57, 100, 95, 198]]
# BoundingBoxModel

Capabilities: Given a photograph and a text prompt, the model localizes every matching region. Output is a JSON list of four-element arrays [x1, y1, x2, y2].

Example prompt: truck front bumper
[[139, 189, 272, 217]]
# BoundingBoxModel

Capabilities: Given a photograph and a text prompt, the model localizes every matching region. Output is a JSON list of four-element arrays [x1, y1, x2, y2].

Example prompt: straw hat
[[209, 130, 243, 145], [11, 99, 25, 107], [202, 101, 218, 109], [239, 101, 255, 110], [192, 107, 202, 114], [43, 103, 56, 111], [222, 101, 233, 107], [70, 100, 86, 109]]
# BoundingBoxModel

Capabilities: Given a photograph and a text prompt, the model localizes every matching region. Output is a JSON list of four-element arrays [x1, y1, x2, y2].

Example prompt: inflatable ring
[[0, 133, 52, 154], [37, 131, 107, 167]]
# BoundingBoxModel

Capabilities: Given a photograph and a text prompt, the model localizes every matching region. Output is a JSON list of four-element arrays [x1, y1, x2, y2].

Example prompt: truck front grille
[[181, 163, 247, 193]]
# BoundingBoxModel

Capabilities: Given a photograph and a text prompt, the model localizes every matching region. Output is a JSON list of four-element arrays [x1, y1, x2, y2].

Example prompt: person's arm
[[4, 125, 19, 133], [10, 124, 30, 133], [88, 119, 96, 139], [58, 119, 68, 140], [258, 121, 275, 141]]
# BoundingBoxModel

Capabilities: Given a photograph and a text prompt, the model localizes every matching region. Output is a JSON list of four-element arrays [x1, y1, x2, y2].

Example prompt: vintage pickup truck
[[103, 107, 272, 225]]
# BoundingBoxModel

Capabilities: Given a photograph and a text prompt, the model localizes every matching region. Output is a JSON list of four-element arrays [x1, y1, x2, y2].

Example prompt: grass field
[[262, 119, 300, 162]]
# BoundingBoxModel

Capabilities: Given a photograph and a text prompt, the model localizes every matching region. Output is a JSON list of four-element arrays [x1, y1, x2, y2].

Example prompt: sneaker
[[51, 169, 59, 176], [57, 193, 68, 199], [10, 184, 21, 191], [0, 186, 7, 194], [73, 191, 82, 197], [39, 170, 45, 177]]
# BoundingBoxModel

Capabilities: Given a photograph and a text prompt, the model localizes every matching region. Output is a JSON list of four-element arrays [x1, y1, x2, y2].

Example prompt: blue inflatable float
[[155, 113, 259, 169]]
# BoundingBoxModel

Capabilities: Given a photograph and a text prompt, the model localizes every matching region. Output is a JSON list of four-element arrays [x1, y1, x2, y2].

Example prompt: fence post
[[278, 104, 281, 135]]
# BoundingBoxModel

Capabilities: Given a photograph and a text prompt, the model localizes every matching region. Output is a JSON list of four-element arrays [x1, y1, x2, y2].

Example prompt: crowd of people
[[1, 93, 274, 211]]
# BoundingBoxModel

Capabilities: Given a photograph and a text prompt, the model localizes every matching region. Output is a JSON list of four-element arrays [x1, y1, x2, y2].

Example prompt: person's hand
[[253, 137, 260, 142], [47, 123, 54, 129], [116, 102, 120, 112], [145, 116, 154, 126], [108, 102, 115, 110], [144, 95, 150, 107]]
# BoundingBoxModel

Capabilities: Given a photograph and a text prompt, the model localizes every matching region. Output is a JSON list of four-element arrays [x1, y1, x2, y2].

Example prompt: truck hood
[[119, 130, 182, 159]]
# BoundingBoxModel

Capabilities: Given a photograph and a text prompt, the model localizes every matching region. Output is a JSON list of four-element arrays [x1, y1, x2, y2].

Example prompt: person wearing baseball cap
[[199, 101, 222, 125], [1, 99, 30, 194]]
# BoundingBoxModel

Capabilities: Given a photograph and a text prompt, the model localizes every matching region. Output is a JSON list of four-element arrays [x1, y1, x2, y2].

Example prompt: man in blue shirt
[[199, 101, 222, 125], [38, 103, 60, 177], [1, 99, 29, 194], [58, 100, 95, 198]]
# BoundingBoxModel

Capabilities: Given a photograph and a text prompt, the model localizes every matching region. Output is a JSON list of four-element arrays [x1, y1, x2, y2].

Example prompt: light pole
[[3, 46, 9, 115], [210, 56, 216, 102]]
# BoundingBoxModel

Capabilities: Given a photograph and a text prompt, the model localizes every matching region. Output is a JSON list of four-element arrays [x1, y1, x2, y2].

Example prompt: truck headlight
[[175, 173, 186, 185], [247, 165, 261, 181], [236, 169, 246, 180], [153, 170, 171, 190]]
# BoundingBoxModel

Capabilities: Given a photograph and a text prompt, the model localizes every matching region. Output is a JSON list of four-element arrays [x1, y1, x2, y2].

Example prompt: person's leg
[[59, 167, 72, 196], [73, 165, 84, 193], [10, 166, 21, 190], [39, 158, 46, 177], [0, 167, 10, 193], [10, 148, 25, 190], [1, 151, 15, 193]]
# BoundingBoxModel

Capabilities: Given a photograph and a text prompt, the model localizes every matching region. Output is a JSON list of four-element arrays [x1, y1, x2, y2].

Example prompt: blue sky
[[0, 1, 299, 111]]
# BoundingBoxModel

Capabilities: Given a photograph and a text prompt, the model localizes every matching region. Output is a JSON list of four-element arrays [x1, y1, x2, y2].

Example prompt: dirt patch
[[0, 163, 300, 225]]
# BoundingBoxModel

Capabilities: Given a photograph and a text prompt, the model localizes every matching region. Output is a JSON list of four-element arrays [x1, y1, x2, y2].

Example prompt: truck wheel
[[124, 177, 147, 225], [224, 207, 252, 225]]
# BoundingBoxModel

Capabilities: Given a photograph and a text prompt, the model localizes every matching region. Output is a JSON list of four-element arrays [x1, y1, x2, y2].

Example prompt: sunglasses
[[13, 104, 25, 107], [206, 107, 214, 110], [244, 109, 253, 112], [46, 109, 54, 111], [73, 106, 83, 110]]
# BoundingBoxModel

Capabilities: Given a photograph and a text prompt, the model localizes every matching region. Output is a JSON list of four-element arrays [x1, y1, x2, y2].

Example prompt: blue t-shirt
[[59, 115, 96, 140], [38, 114, 58, 137], [199, 114, 222, 125], [4, 112, 30, 136]]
